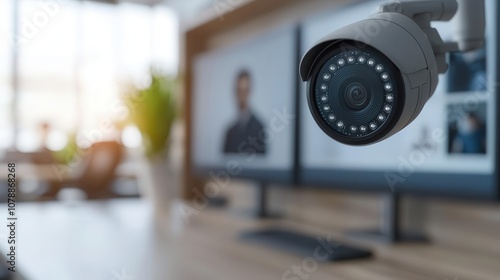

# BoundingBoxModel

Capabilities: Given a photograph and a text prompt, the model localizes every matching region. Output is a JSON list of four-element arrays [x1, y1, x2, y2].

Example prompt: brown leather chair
[[42, 141, 124, 200]]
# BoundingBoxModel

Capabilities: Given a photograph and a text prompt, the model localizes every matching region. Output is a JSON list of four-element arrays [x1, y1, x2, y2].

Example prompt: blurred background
[[1, 0, 500, 279]]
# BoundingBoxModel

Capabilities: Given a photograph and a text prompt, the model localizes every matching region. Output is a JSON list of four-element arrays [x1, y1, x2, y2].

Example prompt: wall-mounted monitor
[[191, 26, 299, 183]]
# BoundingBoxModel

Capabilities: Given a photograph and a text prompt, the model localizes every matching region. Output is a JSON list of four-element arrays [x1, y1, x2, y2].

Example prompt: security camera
[[300, 0, 485, 145]]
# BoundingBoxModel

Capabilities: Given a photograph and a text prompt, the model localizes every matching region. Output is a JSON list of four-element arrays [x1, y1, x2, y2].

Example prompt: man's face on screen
[[236, 76, 251, 111]]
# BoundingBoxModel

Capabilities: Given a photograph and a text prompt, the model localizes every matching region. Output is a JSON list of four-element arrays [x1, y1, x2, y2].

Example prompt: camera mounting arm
[[379, 0, 485, 73]]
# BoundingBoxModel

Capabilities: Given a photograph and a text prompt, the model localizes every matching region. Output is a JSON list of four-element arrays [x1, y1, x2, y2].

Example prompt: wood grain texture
[[3, 187, 499, 280]]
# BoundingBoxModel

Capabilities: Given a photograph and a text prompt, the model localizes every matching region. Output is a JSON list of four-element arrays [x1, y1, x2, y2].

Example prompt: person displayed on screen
[[447, 47, 487, 93], [451, 112, 486, 154], [223, 70, 267, 155]]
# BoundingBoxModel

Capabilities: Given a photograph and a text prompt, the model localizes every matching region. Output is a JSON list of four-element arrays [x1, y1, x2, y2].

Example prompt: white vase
[[139, 122, 184, 221]]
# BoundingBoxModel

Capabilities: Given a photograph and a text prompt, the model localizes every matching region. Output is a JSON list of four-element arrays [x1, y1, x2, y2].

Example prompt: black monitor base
[[241, 229, 372, 262], [239, 183, 371, 261], [240, 228, 372, 261], [347, 193, 430, 244]]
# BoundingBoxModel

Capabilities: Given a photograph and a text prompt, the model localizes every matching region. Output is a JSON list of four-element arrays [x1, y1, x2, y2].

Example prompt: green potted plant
[[124, 71, 177, 157], [122, 70, 179, 215]]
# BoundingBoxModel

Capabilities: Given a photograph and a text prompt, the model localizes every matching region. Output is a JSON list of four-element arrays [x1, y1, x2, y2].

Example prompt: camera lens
[[345, 82, 368, 109], [307, 42, 404, 145]]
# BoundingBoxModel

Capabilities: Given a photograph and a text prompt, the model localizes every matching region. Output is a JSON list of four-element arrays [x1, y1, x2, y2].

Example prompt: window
[[3, 0, 178, 152], [0, 0, 13, 149], [17, 0, 78, 151]]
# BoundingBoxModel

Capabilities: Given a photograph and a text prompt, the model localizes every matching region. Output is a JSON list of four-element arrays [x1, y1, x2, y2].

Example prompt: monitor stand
[[205, 195, 229, 208], [239, 182, 373, 261], [207, 182, 283, 215], [347, 193, 429, 243], [252, 182, 282, 219]]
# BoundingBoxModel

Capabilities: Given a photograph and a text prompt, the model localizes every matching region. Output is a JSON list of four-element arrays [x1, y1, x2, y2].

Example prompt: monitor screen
[[299, 0, 498, 199], [191, 26, 298, 183]]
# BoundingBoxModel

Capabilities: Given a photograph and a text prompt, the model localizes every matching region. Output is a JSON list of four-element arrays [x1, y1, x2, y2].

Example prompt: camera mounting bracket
[[379, 0, 485, 73]]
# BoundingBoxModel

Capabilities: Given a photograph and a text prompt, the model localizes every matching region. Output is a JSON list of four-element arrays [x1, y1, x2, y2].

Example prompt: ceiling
[[90, 0, 215, 17], [163, 0, 215, 18]]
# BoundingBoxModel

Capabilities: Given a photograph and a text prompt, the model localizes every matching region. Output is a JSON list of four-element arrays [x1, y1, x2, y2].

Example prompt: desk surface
[[1, 197, 499, 280]]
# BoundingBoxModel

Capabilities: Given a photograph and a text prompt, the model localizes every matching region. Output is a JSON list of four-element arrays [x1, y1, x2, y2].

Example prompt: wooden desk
[[0, 195, 499, 280]]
